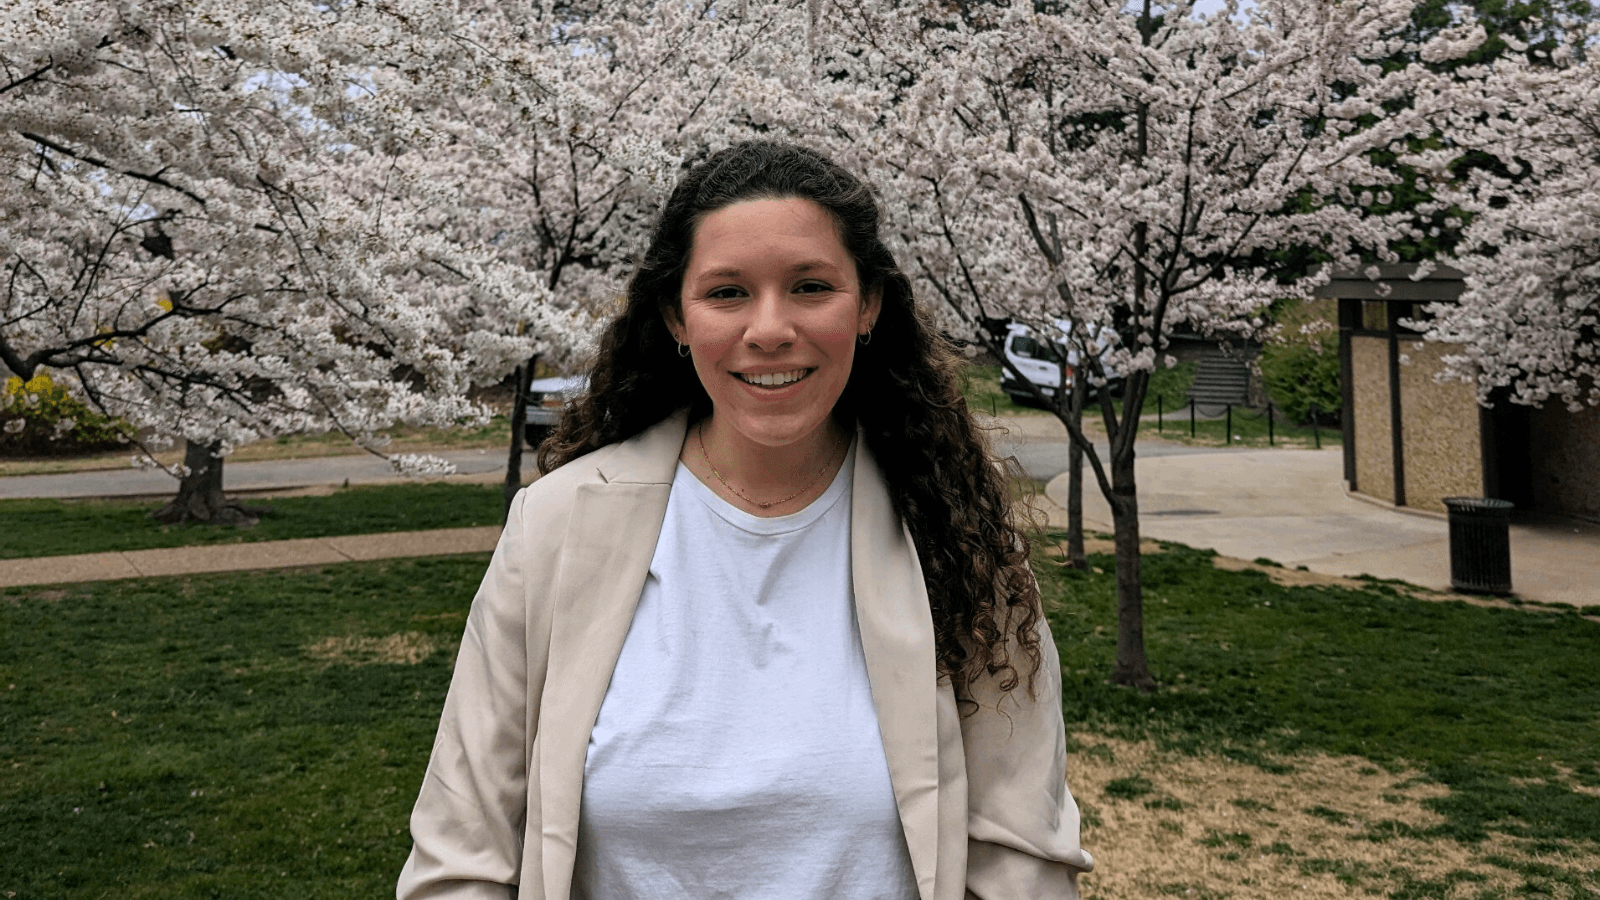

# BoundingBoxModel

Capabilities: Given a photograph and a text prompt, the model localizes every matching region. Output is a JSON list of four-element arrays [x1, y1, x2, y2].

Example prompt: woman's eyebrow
[[696, 260, 840, 281]]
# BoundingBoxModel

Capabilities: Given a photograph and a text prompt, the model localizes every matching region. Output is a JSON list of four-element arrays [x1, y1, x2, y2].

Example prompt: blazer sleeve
[[397, 488, 535, 900], [962, 607, 1095, 900]]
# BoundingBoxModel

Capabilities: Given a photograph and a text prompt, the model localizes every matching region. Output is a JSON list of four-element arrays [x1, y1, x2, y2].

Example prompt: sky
[[1188, 0, 1258, 19]]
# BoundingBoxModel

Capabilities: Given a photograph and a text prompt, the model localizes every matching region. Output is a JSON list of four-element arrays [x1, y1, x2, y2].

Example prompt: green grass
[[3, 541, 1597, 896], [1135, 360, 1341, 447], [0, 417, 513, 477], [1141, 360, 1196, 409], [1, 556, 487, 898], [961, 361, 1198, 421], [1139, 401, 1342, 448], [1040, 540, 1600, 847], [960, 359, 1336, 450], [0, 482, 504, 560], [958, 364, 1053, 416]]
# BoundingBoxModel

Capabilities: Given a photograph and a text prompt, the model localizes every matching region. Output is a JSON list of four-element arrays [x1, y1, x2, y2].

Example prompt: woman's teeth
[[739, 369, 809, 386]]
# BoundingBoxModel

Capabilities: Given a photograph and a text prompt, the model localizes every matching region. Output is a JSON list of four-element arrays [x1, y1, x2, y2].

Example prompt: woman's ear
[[660, 304, 685, 344], [859, 287, 883, 334]]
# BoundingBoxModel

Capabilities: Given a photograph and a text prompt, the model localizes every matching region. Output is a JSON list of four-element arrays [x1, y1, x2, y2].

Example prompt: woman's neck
[[684, 414, 850, 516]]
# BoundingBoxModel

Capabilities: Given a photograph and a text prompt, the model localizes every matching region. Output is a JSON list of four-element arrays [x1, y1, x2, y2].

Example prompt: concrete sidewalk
[[0, 526, 502, 589], [0, 448, 510, 500], [7, 429, 1596, 603], [2, 415, 1223, 501], [1046, 447, 1600, 607]]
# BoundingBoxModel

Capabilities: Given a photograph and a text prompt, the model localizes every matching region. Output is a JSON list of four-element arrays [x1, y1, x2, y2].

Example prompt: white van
[[999, 321, 1122, 407], [522, 374, 588, 446]]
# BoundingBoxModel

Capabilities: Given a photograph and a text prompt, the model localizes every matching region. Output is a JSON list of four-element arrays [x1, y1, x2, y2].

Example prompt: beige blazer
[[398, 410, 1094, 900]]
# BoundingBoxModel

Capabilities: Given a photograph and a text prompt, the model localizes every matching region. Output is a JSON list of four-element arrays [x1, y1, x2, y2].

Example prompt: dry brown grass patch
[[1069, 735, 1600, 899], [1206, 556, 1475, 606], [304, 631, 440, 666]]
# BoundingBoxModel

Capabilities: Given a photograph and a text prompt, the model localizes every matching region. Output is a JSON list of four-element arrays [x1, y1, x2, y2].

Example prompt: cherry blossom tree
[[0, 0, 595, 523], [1413, 18, 1600, 411], [393, 0, 808, 512], [809, 0, 1486, 688]]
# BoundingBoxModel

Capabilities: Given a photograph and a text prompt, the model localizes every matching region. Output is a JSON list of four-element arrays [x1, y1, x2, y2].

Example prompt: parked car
[[523, 374, 588, 447], [999, 321, 1123, 407]]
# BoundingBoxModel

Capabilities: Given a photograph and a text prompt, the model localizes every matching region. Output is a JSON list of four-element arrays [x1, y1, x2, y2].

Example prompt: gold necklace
[[696, 421, 842, 510]]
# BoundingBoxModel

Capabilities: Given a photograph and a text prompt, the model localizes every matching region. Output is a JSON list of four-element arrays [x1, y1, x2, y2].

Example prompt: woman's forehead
[[685, 198, 853, 276]]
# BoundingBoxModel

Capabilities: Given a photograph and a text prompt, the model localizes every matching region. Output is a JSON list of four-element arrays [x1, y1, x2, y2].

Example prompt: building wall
[[1530, 403, 1600, 519], [1351, 336, 1393, 502], [1398, 341, 1484, 513]]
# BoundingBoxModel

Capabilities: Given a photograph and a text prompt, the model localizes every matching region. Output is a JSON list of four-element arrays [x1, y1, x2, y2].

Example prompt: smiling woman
[[666, 196, 877, 513], [398, 142, 1094, 900]]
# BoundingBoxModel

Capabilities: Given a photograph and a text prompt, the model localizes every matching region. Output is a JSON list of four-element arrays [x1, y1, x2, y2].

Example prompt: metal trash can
[[1442, 497, 1514, 595]]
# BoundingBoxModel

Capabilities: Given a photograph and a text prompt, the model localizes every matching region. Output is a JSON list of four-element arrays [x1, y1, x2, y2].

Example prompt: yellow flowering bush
[[0, 374, 131, 456]]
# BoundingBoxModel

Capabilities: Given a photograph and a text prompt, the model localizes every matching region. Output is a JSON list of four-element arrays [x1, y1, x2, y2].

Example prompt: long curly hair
[[539, 140, 1042, 714]]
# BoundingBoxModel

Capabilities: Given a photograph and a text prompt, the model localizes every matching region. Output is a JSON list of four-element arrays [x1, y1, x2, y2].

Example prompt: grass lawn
[[959, 363, 1054, 417], [3, 542, 1597, 897], [1, 556, 487, 898], [1039, 538, 1600, 898], [1139, 400, 1342, 449], [960, 360, 1337, 450], [0, 417, 513, 478], [0, 482, 505, 560], [958, 362, 1198, 422]]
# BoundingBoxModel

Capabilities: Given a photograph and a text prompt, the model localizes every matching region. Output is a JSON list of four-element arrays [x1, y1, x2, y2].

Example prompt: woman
[[398, 141, 1093, 900]]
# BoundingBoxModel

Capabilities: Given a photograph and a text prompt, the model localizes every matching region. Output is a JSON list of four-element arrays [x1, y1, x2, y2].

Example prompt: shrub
[[0, 374, 131, 457], [1259, 299, 1342, 426]]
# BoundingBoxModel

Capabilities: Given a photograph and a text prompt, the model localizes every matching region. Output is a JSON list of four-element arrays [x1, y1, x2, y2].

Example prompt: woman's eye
[[795, 282, 833, 293], [707, 286, 746, 299]]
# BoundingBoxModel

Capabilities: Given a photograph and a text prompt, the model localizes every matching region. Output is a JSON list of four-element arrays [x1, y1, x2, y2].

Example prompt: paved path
[[2, 415, 1211, 498], [975, 413, 1246, 482], [0, 527, 502, 589], [1046, 447, 1600, 607], [7, 419, 1595, 605], [0, 448, 508, 500]]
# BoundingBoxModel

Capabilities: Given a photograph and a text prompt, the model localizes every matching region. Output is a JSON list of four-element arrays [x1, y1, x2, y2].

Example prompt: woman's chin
[[708, 408, 842, 451]]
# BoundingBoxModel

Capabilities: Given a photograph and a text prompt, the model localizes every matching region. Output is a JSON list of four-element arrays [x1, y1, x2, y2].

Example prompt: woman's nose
[[743, 292, 796, 349]]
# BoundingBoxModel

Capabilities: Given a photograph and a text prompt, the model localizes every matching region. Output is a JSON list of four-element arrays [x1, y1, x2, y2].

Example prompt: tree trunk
[[989, 328, 1154, 688], [1108, 423, 1156, 692], [1064, 369, 1089, 570], [503, 354, 538, 521], [151, 440, 265, 527]]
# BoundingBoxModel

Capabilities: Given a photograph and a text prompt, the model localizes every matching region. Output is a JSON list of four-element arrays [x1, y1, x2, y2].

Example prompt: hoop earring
[[857, 329, 873, 347], [677, 342, 691, 358]]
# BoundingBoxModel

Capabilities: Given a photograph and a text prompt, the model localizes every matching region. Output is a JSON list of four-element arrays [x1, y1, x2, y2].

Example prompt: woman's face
[[668, 196, 879, 451]]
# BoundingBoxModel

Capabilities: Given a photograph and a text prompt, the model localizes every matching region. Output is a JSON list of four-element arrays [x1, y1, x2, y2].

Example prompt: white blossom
[[388, 453, 457, 479], [0, 0, 798, 478], [803, 0, 1479, 412], [1416, 21, 1600, 411]]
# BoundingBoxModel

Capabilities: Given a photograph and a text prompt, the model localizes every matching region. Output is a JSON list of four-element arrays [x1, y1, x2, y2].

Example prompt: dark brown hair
[[539, 140, 1042, 713]]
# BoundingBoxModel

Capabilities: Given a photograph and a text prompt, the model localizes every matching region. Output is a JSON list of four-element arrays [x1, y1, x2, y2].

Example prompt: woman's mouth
[[735, 368, 814, 387]]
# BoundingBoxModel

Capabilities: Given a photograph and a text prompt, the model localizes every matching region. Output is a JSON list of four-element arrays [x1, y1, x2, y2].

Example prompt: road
[[979, 414, 1250, 482], [0, 415, 1241, 500]]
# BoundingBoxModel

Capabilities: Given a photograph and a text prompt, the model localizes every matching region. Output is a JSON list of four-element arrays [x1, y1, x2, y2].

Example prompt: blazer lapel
[[537, 412, 685, 900], [852, 430, 941, 900]]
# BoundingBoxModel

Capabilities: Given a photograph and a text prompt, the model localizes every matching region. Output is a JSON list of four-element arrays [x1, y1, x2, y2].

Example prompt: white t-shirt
[[572, 439, 920, 900]]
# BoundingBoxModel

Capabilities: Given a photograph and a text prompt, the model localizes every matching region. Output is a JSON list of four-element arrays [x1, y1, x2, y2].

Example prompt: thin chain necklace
[[696, 420, 843, 510]]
